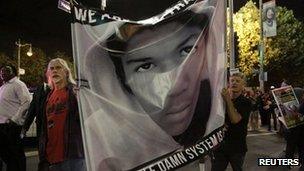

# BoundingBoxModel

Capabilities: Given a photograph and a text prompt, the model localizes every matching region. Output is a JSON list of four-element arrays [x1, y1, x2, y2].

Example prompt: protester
[[285, 87, 304, 170], [262, 92, 277, 131], [257, 91, 268, 126], [244, 89, 259, 131], [0, 72, 3, 171], [281, 78, 289, 87], [0, 65, 31, 171], [298, 88, 304, 170], [23, 58, 85, 171], [22, 71, 51, 170], [211, 73, 251, 171]]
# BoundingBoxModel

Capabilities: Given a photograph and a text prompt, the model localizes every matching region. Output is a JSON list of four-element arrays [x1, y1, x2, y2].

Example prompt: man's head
[[101, 9, 211, 137], [0, 65, 17, 82], [107, 10, 210, 93], [229, 72, 246, 94], [47, 58, 75, 87]]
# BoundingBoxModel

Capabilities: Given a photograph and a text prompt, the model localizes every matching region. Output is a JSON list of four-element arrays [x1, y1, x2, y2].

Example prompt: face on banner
[[263, 1, 276, 37], [106, 12, 210, 137], [73, 0, 226, 169], [265, 7, 275, 25]]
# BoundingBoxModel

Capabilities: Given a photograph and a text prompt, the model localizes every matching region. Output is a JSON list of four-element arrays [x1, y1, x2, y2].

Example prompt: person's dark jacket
[[23, 83, 50, 140], [23, 83, 84, 162]]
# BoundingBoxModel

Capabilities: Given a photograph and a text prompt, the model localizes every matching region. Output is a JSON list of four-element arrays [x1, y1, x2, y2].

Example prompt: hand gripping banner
[[71, 0, 226, 170]]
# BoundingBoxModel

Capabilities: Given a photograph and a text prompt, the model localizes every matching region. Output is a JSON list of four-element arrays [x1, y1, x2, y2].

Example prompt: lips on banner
[[71, 0, 226, 170]]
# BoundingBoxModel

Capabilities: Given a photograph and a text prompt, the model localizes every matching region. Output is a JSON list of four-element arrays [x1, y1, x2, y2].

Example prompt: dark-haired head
[[0, 64, 17, 82], [106, 10, 210, 93]]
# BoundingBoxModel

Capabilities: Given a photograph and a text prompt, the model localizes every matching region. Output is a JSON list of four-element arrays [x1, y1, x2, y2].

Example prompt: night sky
[[0, 0, 303, 58]]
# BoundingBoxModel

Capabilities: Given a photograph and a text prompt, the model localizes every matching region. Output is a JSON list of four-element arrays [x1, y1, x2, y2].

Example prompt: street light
[[26, 46, 33, 57], [15, 39, 33, 77]]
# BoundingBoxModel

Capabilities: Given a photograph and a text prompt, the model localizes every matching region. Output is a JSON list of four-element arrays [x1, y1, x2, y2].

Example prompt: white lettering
[[183, 0, 192, 4], [258, 158, 300, 166], [199, 141, 208, 150], [164, 159, 174, 169], [189, 147, 199, 157], [185, 149, 195, 159], [61, 2, 71, 12], [205, 138, 214, 149], [195, 144, 205, 154], [293, 159, 299, 166], [210, 134, 218, 146], [259, 159, 266, 165], [177, 153, 187, 163], [88, 10, 96, 23], [217, 130, 224, 142], [74, 7, 87, 22], [169, 155, 181, 167], [101, 13, 111, 20], [172, 2, 186, 11], [157, 161, 167, 171], [282, 159, 288, 165]]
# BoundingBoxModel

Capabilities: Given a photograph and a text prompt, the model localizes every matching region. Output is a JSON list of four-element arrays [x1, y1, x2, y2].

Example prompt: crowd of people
[[244, 87, 278, 132], [0, 58, 303, 171], [0, 59, 85, 171], [209, 75, 304, 171]]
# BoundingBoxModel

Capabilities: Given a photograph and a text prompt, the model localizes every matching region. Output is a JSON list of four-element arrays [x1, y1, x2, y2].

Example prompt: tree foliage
[[16, 47, 48, 87], [0, 52, 15, 67], [233, 1, 304, 87], [0, 49, 74, 88], [233, 1, 260, 77], [265, 6, 304, 87]]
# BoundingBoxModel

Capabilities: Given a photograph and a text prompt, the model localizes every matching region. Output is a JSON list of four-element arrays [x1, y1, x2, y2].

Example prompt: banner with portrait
[[272, 86, 304, 129], [71, 0, 226, 170], [263, 0, 277, 37]]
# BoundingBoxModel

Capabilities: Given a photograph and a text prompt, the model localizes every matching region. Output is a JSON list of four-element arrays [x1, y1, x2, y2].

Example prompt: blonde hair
[[230, 72, 246, 83], [230, 72, 247, 91], [47, 58, 76, 86]]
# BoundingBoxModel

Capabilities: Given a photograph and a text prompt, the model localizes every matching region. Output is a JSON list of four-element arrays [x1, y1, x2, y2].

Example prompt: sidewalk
[[200, 126, 301, 171], [23, 126, 300, 171]]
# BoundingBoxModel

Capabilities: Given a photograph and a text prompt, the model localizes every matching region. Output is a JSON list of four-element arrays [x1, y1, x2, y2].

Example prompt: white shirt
[[0, 77, 32, 125]]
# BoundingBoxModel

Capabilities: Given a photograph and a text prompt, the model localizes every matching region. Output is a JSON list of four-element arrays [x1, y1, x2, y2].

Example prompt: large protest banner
[[263, 0, 277, 37], [272, 86, 304, 129], [71, 0, 226, 170]]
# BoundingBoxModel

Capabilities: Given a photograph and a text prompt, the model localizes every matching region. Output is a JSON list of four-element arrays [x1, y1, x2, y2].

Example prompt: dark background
[[0, 0, 303, 57]]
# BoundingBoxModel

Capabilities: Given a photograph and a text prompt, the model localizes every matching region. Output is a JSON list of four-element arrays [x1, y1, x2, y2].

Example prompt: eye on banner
[[71, 0, 226, 170]]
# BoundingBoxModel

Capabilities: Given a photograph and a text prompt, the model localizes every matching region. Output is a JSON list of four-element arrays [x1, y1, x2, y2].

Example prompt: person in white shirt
[[0, 65, 31, 171], [0, 73, 2, 171]]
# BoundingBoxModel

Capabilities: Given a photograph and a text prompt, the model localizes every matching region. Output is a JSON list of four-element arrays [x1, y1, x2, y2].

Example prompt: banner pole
[[259, 0, 265, 93], [228, 0, 235, 70]]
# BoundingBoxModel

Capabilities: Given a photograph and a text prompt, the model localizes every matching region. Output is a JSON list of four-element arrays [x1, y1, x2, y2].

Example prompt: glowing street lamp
[[15, 39, 33, 77], [26, 46, 33, 57]]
